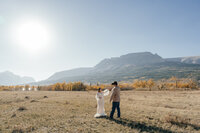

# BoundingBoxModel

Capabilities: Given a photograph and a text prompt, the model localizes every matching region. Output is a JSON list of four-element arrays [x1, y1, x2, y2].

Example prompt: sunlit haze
[[0, 0, 200, 81], [13, 19, 51, 55]]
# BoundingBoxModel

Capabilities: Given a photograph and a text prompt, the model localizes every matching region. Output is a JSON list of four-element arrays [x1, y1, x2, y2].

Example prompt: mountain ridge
[[2, 52, 200, 86], [35, 52, 200, 85], [166, 56, 200, 64], [47, 67, 92, 81], [0, 71, 35, 85]]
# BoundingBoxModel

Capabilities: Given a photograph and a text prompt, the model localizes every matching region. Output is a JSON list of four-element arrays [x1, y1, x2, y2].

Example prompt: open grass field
[[0, 91, 200, 133]]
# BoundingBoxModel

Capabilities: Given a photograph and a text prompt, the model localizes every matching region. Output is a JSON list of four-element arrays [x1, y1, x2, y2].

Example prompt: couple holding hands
[[94, 81, 120, 119]]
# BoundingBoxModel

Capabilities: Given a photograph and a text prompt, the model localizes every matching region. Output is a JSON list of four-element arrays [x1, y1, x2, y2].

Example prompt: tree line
[[0, 77, 199, 91]]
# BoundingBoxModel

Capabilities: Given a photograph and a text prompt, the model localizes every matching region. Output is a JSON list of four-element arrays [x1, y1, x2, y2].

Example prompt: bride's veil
[[103, 89, 109, 96]]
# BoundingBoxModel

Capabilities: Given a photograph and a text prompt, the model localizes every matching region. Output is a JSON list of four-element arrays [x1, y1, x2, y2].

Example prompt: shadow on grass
[[169, 121, 200, 130], [104, 116, 175, 133]]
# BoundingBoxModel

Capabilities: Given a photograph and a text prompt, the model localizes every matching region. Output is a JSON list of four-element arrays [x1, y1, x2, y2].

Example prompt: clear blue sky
[[0, 0, 200, 81]]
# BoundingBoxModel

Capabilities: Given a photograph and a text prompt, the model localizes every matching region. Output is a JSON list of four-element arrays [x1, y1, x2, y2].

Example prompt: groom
[[110, 81, 120, 119]]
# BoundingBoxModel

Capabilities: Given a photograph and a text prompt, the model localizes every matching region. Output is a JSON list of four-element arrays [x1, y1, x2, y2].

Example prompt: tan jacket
[[110, 86, 120, 102]]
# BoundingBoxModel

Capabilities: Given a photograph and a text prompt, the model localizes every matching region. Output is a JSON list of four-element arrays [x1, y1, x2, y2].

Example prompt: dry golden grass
[[0, 91, 200, 133]]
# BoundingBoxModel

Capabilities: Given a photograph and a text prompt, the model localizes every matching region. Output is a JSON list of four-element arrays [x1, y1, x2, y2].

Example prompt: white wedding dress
[[94, 89, 109, 118]]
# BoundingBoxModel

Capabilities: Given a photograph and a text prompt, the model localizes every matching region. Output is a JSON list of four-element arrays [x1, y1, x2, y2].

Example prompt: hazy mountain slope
[[166, 56, 200, 64], [0, 71, 35, 85], [40, 52, 164, 84], [47, 67, 92, 81], [35, 52, 200, 85], [36, 61, 200, 85], [93, 52, 164, 72]]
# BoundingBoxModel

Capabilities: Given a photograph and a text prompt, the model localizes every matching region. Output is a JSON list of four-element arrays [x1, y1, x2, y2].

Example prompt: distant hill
[[93, 52, 164, 73], [47, 67, 92, 81], [0, 71, 35, 85], [166, 56, 200, 64], [35, 52, 200, 85]]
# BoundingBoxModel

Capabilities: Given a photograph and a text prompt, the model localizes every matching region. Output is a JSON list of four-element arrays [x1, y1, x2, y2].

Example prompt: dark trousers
[[110, 102, 120, 118]]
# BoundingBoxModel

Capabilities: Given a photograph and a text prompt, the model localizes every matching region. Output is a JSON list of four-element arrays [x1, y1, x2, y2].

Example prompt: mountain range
[[36, 52, 200, 85], [0, 71, 35, 85], [166, 56, 200, 64], [1, 52, 200, 85]]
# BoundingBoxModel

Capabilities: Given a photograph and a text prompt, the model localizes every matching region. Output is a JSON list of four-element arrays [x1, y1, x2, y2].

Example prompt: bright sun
[[14, 20, 50, 54]]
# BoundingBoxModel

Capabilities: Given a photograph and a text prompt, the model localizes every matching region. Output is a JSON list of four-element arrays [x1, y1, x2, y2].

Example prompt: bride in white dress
[[94, 88, 109, 118]]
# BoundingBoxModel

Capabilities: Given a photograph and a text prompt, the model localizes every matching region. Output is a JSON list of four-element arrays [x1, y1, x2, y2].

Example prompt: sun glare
[[14, 20, 51, 55]]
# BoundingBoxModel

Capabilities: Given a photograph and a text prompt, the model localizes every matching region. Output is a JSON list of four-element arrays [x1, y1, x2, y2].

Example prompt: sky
[[0, 0, 200, 81]]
